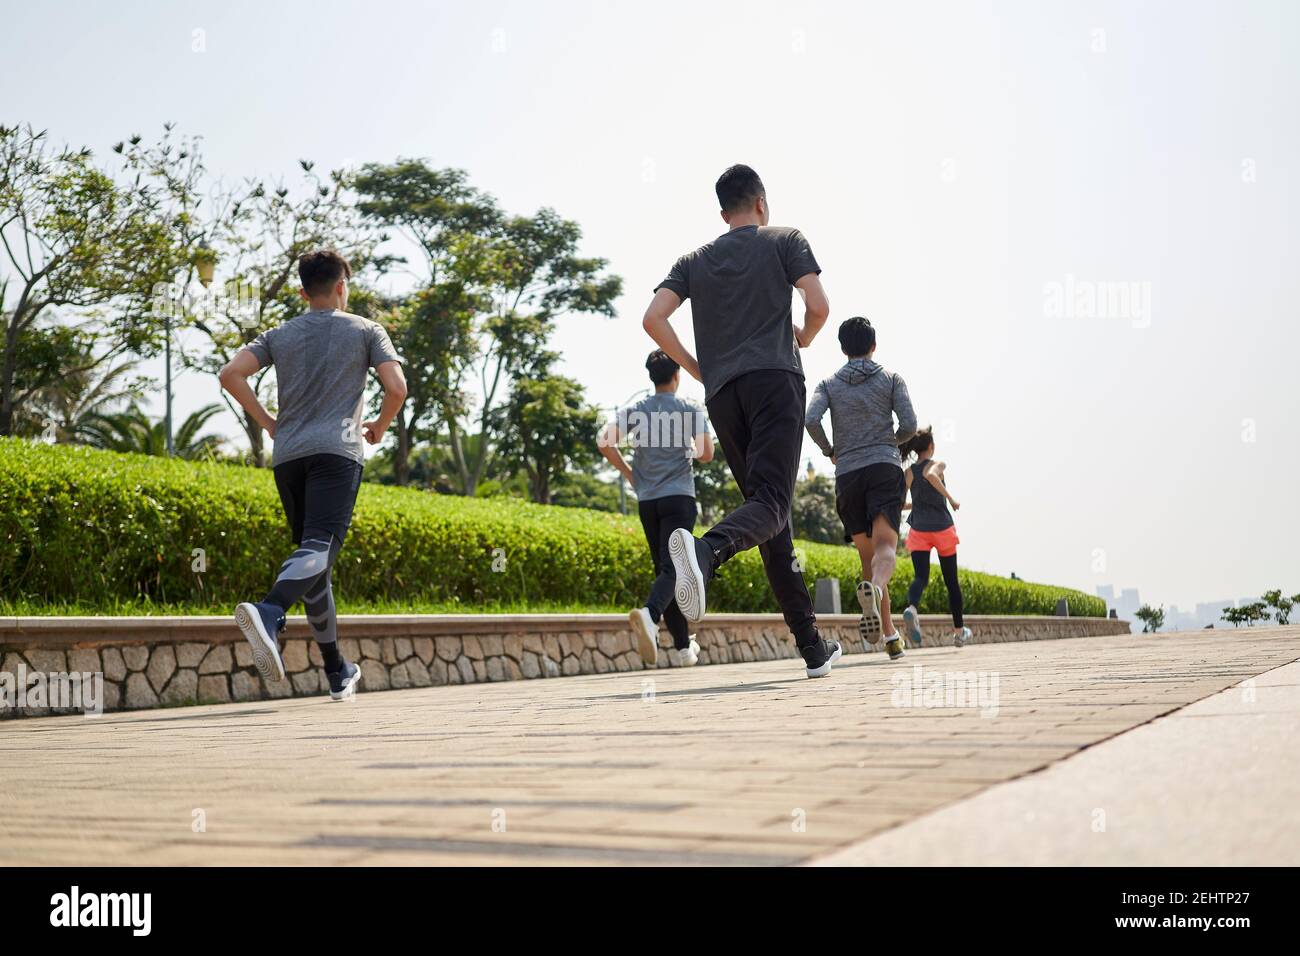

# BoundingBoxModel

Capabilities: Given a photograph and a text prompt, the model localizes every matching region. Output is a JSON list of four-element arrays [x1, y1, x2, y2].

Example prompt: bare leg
[[870, 514, 899, 635]]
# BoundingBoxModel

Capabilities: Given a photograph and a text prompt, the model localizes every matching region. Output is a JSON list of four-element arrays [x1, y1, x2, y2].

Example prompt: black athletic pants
[[906, 550, 965, 628], [701, 369, 818, 647], [638, 494, 697, 650]]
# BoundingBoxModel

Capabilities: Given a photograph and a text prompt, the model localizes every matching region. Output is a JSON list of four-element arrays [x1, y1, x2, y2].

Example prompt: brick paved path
[[4, 627, 1298, 865]]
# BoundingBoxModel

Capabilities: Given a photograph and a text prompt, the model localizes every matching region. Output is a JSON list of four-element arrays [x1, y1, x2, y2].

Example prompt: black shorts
[[273, 453, 363, 545], [835, 463, 905, 541]]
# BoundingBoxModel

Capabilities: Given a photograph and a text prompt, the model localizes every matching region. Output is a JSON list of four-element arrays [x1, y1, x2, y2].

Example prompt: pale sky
[[4, 0, 1297, 610]]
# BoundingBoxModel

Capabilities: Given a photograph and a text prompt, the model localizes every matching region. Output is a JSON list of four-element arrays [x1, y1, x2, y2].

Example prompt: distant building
[[1097, 585, 1142, 633]]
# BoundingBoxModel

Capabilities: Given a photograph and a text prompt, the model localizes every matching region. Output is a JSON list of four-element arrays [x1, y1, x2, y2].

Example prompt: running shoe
[[235, 601, 287, 682], [953, 626, 972, 648], [884, 633, 906, 661], [801, 637, 843, 678], [668, 529, 712, 622], [629, 607, 659, 666], [903, 605, 923, 648], [857, 581, 883, 644], [674, 638, 701, 667], [326, 659, 362, 701]]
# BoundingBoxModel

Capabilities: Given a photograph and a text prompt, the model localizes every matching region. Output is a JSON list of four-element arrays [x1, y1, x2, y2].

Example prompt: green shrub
[[0, 439, 1105, 617]]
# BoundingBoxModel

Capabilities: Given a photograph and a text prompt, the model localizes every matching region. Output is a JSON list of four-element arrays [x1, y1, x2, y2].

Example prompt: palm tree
[[14, 344, 144, 442], [82, 403, 226, 460]]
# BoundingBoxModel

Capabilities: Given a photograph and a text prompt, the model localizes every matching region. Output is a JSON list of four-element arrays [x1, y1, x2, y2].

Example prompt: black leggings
[[906, 550, 964, 628], [639, 495, 697, 649]]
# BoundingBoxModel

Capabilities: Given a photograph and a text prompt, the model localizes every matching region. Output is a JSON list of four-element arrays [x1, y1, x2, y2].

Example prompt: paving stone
[[199, 646, 232, 675], [160, 669, 198, 705], [100, 648, 126, 682], [198, 675, 231, 703], [122, 646, 149, 672], [146, 645, 176, 693]]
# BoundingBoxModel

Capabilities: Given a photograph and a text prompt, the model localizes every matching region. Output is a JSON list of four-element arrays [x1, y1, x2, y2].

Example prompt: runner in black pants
[[598, 350, 713, 667], [899, 426, 970, 649], [641, 164, 843, 678], [220, 249, 407, 700]]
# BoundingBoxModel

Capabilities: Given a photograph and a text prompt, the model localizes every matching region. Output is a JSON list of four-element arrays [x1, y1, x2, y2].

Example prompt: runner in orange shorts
[[900, 426, 971, 648]]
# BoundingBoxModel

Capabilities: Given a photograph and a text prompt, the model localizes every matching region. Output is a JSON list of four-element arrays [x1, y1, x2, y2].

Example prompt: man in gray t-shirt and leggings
[[599, 350, 713, 668], [220, 249, 407, 701]]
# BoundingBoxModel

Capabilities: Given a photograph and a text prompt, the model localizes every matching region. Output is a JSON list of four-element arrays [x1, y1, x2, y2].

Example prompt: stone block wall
[[0, 613, 1130, 718]]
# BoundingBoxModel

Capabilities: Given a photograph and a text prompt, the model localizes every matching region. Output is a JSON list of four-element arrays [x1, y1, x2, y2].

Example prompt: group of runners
[[218, 163, 968, 699]]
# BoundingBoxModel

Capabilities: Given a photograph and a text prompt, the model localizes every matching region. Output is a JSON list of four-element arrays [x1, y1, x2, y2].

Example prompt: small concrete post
[[814, 578, 842, 614], [1055, 598, 1070, 617]]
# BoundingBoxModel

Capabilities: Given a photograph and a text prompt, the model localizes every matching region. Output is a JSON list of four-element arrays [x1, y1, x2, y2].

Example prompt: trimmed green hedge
[[0, 439, 1105, 617]]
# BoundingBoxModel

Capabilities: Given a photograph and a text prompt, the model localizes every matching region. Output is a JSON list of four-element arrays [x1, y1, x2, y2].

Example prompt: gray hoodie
[[804, 358, 917, 477]]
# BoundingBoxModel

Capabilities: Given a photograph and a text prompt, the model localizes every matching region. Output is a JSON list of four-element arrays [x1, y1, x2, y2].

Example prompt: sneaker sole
[[235, 603, 286, 682], [668, 529, 706, 622], [805, 643, 843, 679], [857, 584, 882, 643], [329, 667, 363, 701], [903, 606, 923, 648], [629, 609, 659, 666]]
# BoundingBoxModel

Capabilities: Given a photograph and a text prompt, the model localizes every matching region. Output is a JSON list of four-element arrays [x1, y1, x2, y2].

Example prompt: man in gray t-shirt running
[[220, 249, 407, 702], [599, 350, 713, 668]]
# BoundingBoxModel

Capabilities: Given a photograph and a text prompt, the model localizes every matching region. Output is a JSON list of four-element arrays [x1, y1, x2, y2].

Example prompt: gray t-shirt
[[655, 225, 820, 402], [248, 309, 403, 467], [618, 392, 708, 501]]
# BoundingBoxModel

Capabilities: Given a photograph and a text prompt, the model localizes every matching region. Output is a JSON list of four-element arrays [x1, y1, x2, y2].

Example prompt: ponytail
[[899, 425, 935, 462]]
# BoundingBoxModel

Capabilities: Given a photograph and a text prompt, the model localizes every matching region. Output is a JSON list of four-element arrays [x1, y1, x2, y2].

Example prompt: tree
[[792, 473, 842, 544], [1262, 589, 1294, 625], [355, 160, 621, 495], [496, 372, 600, 504], [1135, 603, 1165, 633], [353, 161, 499, 485], [0, 125, 187, 435], [11, 329, 144, 442], [81, 402, 225, 459]]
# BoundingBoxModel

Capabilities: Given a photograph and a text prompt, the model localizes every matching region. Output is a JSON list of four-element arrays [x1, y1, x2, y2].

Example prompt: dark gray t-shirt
[[248, 309, 403, 467], [618, 392, 708, 501], [655, 225, 820, 402]]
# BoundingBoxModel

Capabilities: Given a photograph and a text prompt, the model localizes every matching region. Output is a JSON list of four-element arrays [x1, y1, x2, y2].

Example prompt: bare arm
[[597, 421, 635, 485], [641, 289, 701, 382], [362, 361, 408, 444], [924, 460, 960, 510], [902, 466, 913, 510], [218, 349, 276, 437], [693, 430, 714, 463], [793, 273, 830, 349]]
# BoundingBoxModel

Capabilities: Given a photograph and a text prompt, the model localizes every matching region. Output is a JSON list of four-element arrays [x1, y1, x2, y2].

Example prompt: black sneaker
[[800, 638, 843, 679], [668, 529, 715, 622], [235, 601, 287, 682], [327, 659, 362, 701]]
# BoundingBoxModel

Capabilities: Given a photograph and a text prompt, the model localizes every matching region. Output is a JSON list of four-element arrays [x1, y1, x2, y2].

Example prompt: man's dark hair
[[715, 164, 765, 214], [838, 316, 876, 356], [298, 249, 352, 296], [645, 349, 680, 385]]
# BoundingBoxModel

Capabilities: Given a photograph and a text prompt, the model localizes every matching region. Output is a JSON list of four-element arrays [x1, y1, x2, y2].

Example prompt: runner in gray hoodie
[[804, 316, 916, 659]]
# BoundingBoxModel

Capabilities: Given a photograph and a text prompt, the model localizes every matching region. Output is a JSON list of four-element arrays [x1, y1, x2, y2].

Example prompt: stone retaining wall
[[0, 613, 1129, 718]]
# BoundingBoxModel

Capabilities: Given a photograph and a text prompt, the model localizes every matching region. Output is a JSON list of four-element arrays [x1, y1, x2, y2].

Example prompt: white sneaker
[[629, 607, 659, 666], [953, 626, 972, 648], [857, 581, 883, 644], [674, 638, 701, 667]]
